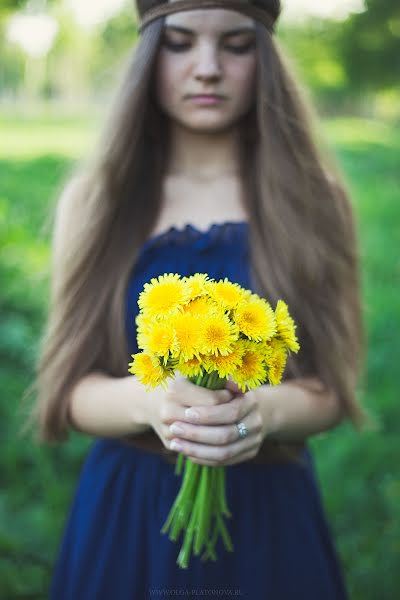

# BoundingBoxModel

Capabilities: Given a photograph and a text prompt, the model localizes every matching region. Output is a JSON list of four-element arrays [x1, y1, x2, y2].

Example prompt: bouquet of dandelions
[[128, 273, 300, 569]]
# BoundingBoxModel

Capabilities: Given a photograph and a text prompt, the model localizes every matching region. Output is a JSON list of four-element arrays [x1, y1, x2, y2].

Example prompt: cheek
[[154, 54, 182, 107], [228, 59, 257, 104]]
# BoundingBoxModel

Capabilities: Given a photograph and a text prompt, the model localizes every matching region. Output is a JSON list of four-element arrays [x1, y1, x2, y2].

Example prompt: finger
[[225, 379, 243, 395], [169, 409, 262, 446], [223, 446, 260, 466], [167, 376, 233, 407], [159, 402, 195, 427], [174, 433, 261, 464], [184, 456, 217, 467], [185, 446, 259, 467], [189, 445, 259, 467], [183, 394, 255, 426]]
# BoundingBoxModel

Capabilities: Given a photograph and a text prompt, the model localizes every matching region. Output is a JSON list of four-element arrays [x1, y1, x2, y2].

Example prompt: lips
[[187, 94, 225, 99]]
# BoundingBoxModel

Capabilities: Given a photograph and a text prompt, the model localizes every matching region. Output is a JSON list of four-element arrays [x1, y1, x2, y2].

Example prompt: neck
[[165, 120, 242, 180]]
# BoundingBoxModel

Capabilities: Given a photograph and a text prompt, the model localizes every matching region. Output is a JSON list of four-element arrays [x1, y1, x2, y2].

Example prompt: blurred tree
[[0, 0, 57, 19], [89, 6, 138, 96], [0, 3, 26, 97], [280, 19, 348, 113], [45, 7, 95, 104], [0, 23, 25, 98], [0, 0, 23, 14], [339, 0, 400, 91], [0, 0, 21, 22]]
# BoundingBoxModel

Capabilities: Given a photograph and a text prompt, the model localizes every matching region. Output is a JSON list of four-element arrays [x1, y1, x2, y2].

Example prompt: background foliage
[[1, 0, 399, 598]]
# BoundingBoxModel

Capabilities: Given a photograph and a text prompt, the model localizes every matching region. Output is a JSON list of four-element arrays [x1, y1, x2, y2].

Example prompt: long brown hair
[[24, 0, 372, 443]]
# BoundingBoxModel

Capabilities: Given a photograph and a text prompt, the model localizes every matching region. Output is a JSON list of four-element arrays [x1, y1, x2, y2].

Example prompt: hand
[[148, 373, 235, 454], [160, 377, 266, 466]]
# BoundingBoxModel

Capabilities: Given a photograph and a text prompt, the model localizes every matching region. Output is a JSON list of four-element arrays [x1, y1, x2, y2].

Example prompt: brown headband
[[137, 0, 276, 34]]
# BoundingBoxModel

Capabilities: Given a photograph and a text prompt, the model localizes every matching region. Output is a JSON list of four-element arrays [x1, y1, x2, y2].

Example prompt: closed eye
[[162, 40, 255, 54]]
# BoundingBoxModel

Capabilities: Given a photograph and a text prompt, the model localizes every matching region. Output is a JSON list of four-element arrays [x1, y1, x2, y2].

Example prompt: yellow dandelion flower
[[275, 299, 300, 353], [136, 312, 153, 349], [266, 338, 288, 385], [178, 355, 205, 378], [137, 273, 189, 319], [183, 273, 213, 301], [170, 312, 204, 362], [183, 296, 219, 318], [261, 341, 273, 362], [206, 278, 249, 310], [200, 311, 239, 357], [233, 294, 277, 341], [128, 352, 173, 390], [135, 312, 145, 329], [231, 340, 267, 392], [135, 311, 153, 332], [203, 340, 244, 378], [137, 320, 178, 365]]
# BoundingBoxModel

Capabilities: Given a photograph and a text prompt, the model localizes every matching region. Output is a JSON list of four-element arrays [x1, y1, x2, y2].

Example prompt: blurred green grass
[[0, 114, 399, 599]]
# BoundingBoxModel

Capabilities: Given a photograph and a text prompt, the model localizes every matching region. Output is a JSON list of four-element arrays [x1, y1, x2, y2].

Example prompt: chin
[[175, 114, 239, 134]]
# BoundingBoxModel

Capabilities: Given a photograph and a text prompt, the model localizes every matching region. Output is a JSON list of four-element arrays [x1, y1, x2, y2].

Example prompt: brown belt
[[118, 429, 306, 467]]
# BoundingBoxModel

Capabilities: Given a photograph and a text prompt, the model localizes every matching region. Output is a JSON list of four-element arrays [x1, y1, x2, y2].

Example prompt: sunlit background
[[0, 1, 399, 599], [1, 0, 399, 119]]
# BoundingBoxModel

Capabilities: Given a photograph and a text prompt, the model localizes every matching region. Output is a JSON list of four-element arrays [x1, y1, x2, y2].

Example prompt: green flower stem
[[201, 467, 219, 561], [200, 467, 220, 561], [200, 467, 233, 561], [161, 459, 199, 536], [176, 480, 202, 569], [215, 468, 234, 551], [217, 466, 232, 517], [202, 499, 234, 559], [211, 371, 219, 388], [175, 451, 185, 475], [200, 516, 219, 562], [194, 370, 227, 391], [164, 462, 192, 526], [203, 372, 212, 388], [169, 462, 201, 541], [215, 511, 234, 552], [193, 466, 211, 555], [201, 522, 219, 561]]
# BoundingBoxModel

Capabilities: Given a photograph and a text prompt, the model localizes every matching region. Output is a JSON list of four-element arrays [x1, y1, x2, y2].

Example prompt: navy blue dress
[[49, 221, 349, 599]]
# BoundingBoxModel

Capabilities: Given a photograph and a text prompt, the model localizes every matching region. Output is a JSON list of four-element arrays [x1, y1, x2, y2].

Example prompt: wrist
[[122, 375, 154, 432], [255, 377, 340, 444], [256, 385, 279, 441]]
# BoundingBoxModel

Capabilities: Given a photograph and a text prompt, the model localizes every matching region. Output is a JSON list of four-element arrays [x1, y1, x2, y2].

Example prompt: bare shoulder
[[324, 169, 346, 193], [54, 172, 91, 233], [55, 172, 90, 223], [52, 172, 91, 273]]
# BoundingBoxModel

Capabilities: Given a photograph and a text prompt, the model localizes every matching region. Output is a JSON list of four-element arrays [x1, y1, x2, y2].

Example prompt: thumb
[[225, 379, 242, 395]]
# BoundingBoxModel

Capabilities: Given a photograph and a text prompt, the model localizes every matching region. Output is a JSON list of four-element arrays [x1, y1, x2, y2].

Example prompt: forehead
[[164, 7, 255, 33]]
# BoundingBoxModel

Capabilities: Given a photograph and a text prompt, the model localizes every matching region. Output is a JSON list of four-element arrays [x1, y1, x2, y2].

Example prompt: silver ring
[[236, 421, 248, 439]]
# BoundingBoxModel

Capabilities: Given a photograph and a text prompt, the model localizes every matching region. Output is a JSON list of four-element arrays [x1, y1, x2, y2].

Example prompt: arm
[[67, 371, 156, 438], [257, 376, 345, 443]]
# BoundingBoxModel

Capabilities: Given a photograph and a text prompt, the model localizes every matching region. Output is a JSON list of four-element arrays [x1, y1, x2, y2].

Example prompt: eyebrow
[[164, 25, 256, 36]]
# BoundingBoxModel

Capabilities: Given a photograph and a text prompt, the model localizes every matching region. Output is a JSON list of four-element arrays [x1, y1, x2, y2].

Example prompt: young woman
[[30, 0, 370, 597]]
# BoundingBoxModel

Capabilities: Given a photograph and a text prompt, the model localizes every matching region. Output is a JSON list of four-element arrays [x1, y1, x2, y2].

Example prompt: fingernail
[[170, 440, 183, 452], [185, 408, 199, 420], [170, 423, 184, 435]]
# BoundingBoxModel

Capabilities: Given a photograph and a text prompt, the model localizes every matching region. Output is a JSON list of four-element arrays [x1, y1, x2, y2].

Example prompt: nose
[[193, 43, 222, 82]]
